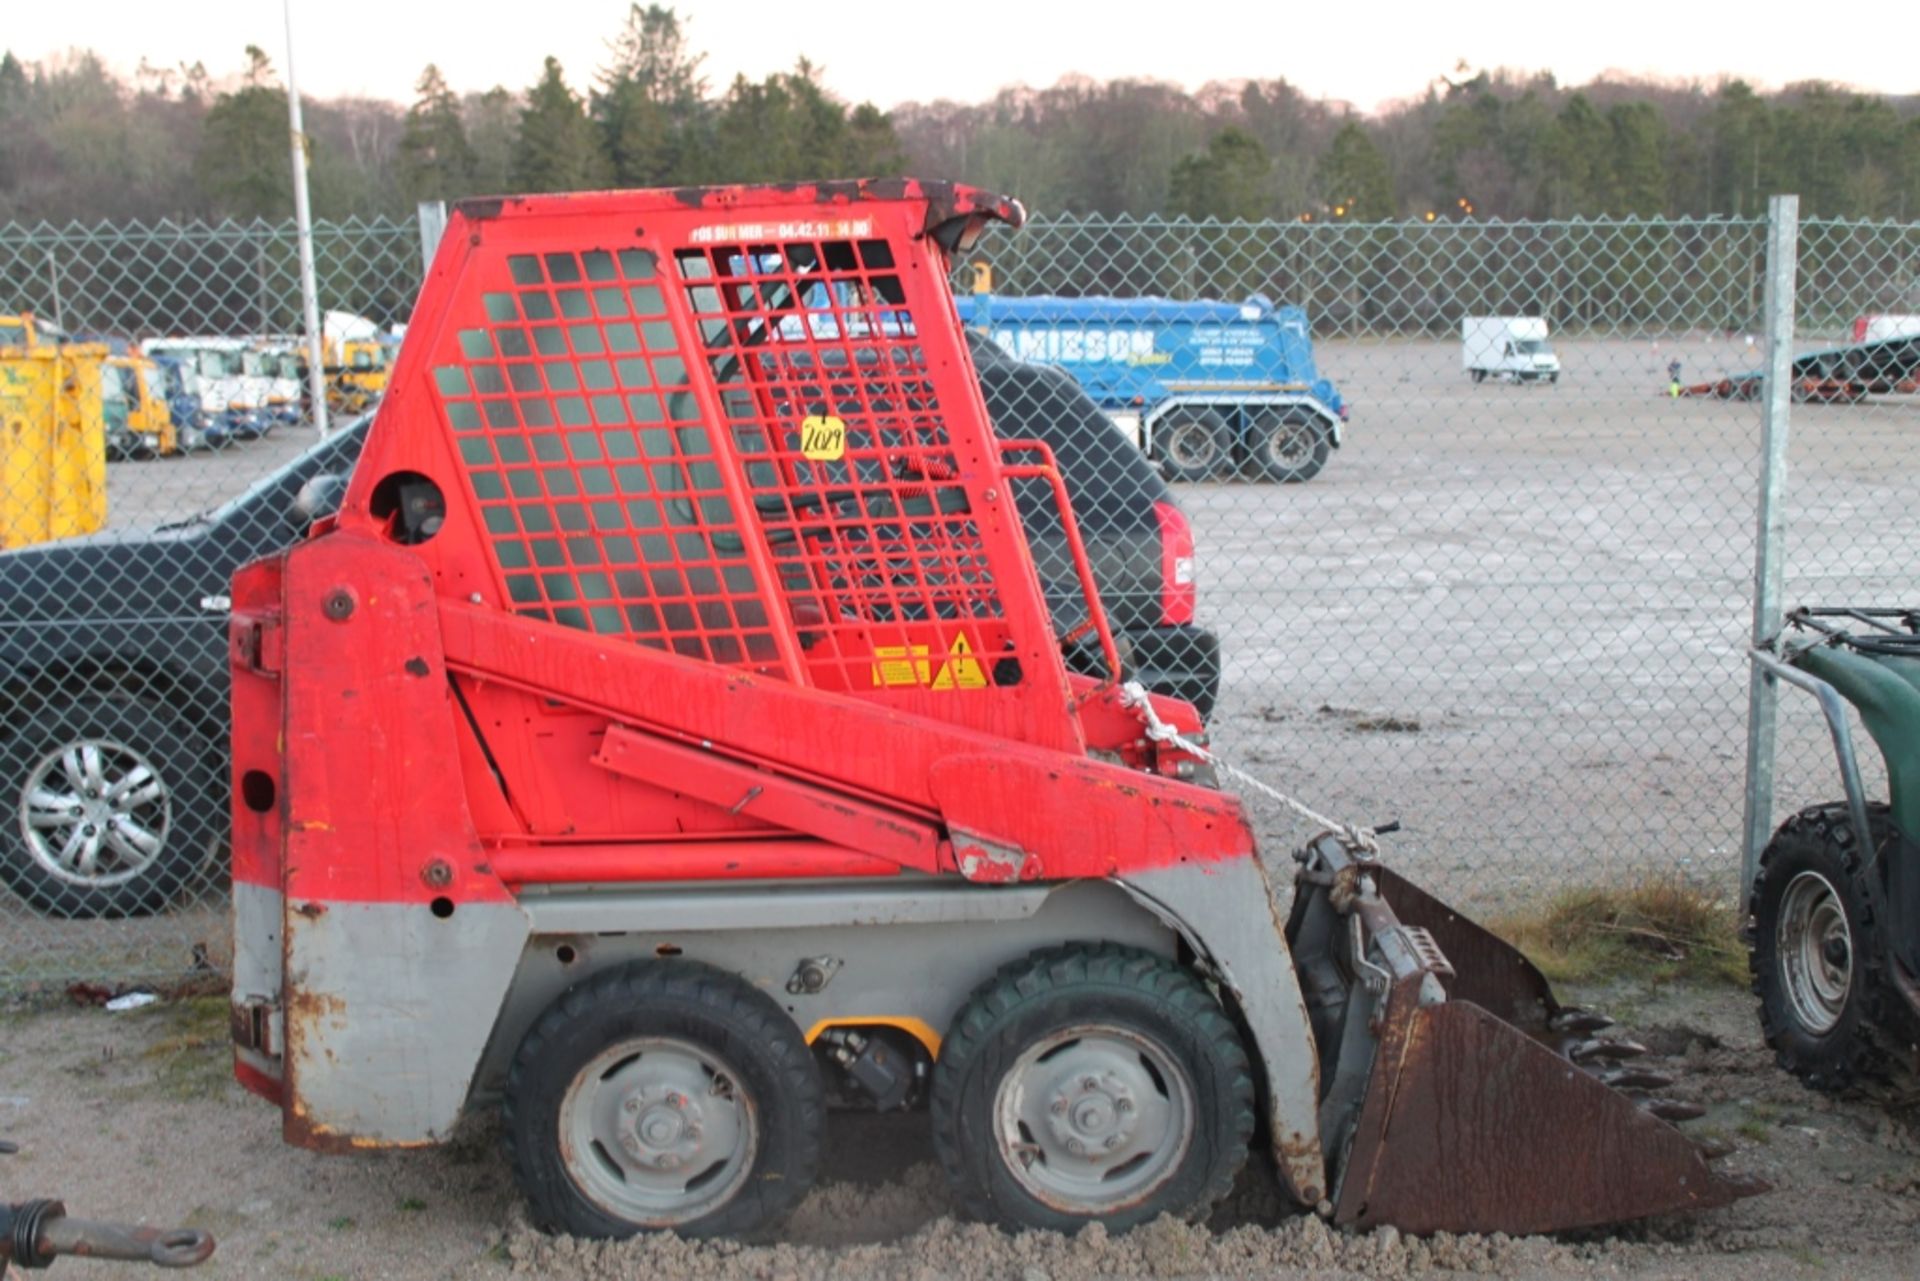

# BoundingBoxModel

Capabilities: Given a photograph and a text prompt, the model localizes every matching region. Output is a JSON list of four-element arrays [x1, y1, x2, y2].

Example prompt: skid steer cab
[[229, 180, 1759, 1240]]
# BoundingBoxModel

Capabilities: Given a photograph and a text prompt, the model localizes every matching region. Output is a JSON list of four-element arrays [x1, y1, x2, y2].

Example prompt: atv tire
[[1748, 802, 1918, 1096]]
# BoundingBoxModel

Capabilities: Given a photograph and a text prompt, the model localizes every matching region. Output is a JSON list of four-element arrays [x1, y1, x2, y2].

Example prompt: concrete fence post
[[1741, 193, 1800, 903]]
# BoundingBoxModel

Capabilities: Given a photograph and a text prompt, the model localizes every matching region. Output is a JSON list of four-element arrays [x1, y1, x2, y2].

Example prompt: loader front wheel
[[1749, 803, 1911, 1095], [931, 944, 1254, 1234], [504, 960, 824, 1240]]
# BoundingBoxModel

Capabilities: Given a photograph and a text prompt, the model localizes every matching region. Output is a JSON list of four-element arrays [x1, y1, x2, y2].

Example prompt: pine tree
[[511, 58, 608, 193], [399, 64, 475, 203], [195, 47, 294, 219], [1168, 127, 1272, 220], [1317, 120, 1396, 218], [593, 4, 706, 185]]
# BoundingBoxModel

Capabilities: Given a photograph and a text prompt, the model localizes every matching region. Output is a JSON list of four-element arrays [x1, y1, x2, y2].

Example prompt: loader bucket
[[1288, 837, 1766, 1234]]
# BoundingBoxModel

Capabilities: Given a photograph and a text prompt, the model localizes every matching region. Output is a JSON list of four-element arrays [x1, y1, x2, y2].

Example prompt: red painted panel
[[488, 839, 899, 886], [594, 725, 942, 871]]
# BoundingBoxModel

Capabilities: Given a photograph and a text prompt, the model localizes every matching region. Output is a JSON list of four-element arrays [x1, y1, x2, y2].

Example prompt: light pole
[[284, 0, 330, 437]]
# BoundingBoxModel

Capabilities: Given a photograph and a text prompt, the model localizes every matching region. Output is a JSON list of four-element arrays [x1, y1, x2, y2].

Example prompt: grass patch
[[1490, 878, 1748, 988], [133, 995, 232, 1101]]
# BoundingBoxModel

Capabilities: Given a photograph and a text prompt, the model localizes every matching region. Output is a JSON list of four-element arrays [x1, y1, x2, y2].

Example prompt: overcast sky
[[9, 2, 1909, 114]]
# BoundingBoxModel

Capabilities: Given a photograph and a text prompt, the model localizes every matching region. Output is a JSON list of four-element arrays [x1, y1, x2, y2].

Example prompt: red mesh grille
[[432, 245, 788, 670], [676, 235, 1012, 693], [421, 197, 1031, 701]]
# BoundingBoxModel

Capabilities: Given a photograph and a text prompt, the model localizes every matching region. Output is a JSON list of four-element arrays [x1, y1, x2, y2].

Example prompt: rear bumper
[[1065, 624, 1222, 721]]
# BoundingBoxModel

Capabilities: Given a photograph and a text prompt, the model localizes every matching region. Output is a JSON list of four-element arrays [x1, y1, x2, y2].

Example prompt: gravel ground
[[4, 975, 1919, 1280]]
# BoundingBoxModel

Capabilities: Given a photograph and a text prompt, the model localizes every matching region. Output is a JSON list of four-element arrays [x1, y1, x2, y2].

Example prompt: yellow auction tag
[[800, 414, 847, 462]]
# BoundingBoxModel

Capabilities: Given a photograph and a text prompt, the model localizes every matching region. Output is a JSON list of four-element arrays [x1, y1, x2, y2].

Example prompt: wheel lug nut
[[1116, 1099, 1133, 1114], [1081, 1077, 1098, 1091], [1105, 1135, 1120, 1149], [624, 1098, 640, 1114], [1067, 1139, 1085, 1156], [1050, 1098, 1068, 1115]]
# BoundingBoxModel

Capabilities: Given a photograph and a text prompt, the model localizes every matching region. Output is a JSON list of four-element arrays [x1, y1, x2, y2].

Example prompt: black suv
[[0, 352, 1220, 919]]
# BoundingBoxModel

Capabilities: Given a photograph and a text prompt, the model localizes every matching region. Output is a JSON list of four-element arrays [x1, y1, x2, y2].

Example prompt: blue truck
[[953, 292, 1348, 483]]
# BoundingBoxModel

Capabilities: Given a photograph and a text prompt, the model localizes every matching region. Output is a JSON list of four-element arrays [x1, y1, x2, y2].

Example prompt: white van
[[1463, 316, 1561, 384]]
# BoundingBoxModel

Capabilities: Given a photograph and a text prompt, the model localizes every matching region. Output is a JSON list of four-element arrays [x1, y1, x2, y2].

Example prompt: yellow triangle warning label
[[930, 632, 988, 690]]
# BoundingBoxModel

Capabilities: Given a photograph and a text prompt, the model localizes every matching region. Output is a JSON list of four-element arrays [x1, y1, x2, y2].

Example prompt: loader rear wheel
[[504, 960, 824, 1240], [1748, 803, 1914, 1096], [930, 943, 1254, 1234]]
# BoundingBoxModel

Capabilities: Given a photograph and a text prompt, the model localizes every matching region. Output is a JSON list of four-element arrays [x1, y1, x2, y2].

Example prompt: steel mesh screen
[[1, 205, 1914, 988]]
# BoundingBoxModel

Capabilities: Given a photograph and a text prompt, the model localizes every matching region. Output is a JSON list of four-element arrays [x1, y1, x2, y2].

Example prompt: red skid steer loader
[[228, 181, 1761, 1239]]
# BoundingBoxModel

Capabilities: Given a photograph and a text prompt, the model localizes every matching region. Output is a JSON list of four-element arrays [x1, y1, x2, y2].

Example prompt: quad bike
[[1748, 607, 1920, 1095], [0, 1140, 214, 1274]]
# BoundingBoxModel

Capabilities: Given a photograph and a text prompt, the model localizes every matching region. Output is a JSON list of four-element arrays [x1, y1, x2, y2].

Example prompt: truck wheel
[[1156, 410, 1230, 483], [1251, 409, 1331, 484], [930, 943, 1254, 1235], [504, 959, 824, 1240], [1748, 803, 1914, 1095], [1471, 369, 1486, 384], [0, 693, 216, 919]]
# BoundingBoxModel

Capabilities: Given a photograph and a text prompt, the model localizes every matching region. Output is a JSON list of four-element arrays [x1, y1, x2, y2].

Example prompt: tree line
[[2, 7, 1917, 228]]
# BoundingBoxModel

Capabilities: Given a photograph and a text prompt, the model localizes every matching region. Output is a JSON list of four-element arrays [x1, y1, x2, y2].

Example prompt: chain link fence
[[0, 201, 1913, 990]]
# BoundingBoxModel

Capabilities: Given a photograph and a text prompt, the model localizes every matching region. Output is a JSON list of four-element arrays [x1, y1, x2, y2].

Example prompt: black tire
[[1154, 410, 1231, 483], [504, 959, 824, 1240], [1250, 409, 1331, 484], [930, 943, 1254, 1235], [1470, 368, 1486, 384], [1748, 803, 1915, 1095], [0, 693, 217, 919]]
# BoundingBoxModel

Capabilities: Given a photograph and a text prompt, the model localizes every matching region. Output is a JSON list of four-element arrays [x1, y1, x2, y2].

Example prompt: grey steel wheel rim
[[559, 1036, 758, 1227], [20, 738, 170, 888], [1164, 421, 1217, 471], [1778, 870, 1851, 1035], [1266, 419, 1314, 466], [992, 1023, 1194, 1212]]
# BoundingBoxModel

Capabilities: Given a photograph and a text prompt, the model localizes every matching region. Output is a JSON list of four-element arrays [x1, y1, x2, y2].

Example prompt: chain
[[1119, 681, 1380, 854]]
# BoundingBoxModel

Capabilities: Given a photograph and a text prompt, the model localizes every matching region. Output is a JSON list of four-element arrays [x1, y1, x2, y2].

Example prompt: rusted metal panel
[[1372, 865, 1558, 1032], [282, 898, 528, 1148], [1333, 989, 1765, 1234]]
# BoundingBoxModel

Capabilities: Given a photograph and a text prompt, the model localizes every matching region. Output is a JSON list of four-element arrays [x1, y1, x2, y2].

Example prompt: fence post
[[417, 201, 449, 274], [43, 246, 64, 332], [1741, 193, 1800, 904]]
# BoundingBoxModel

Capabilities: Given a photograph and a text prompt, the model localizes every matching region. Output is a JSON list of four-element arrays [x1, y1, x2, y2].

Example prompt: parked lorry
[[140, 338, 280, 441], [1851, 314, 1920, 345], [954, 291, 1346, 483], [101, 353, 185, 459], [229, 181, 1756, 1244], [1463, 315, 1560, 384]]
